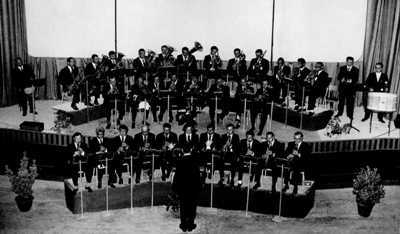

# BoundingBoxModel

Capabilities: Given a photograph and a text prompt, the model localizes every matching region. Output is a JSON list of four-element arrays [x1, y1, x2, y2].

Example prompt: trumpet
[[210, 52, 221, 71], [223, 137, 233, 152], [146, 49, 156, 64]]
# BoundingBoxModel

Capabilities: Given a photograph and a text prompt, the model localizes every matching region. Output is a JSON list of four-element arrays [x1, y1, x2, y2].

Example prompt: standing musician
[[227, 48, 247, 81], [249, 81, 265, 134], [273, 57, 291, 105], [13, 57, 36, 116], [307, 62, 330, 114], [335, 56, 359, 120], [58, 57, 80, 110], [129, 77, 152, 128], [103, 76, 125, 129], [159, 74, 183, 123], [284, 131, 310, 195], [156, 45, 176, 69], [183, 75, 203, 115], [362, 62, 390, 123], [88, 127, 112, 189], [133, 49, 149, 81], [220, 124, 240, 187], [199, 124, 223, 185], [111, 124, 134, 185], [133, 124, 156, 183], [67, 132, 92, 192], [156, 123, 178, 181], [178, 123, 199, 156], [207, 77, 229, 126], [293, 58, 311, 111], [84, 54, 100, 106], [176, 47, 198, 80], [238, 130, 262, 189], [257, 79, 274, 136], [260, 132, 285, 192], [203, 46, 222, 80], [248, 49, 269, 84]]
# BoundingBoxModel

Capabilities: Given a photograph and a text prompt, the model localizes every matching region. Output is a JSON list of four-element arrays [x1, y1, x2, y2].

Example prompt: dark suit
[[227, 58, 247, 81], [238, 139, 263, 183], [203, 54, 222, 79], [159, 79, 184, 122], [199, 133, 223, 182], [111, 135, 134, 183], [273, 65, 291, 103], [363, 72, 390, 120], [59, 65, 79, 104], [176, 54, 197, 77], [178, 133, 200, 157], [103, 82, 126, 124], [207, 83, 229, 123], [308, 70, 331, 110], [220, 133, 240, 185], [13, 64, 35, 115], [293, 66, 311, 106], [248, 58, 269, 83], [88, 137, 112, 187], [84, 62, 100, 104], [284, 141, 311, 188], [337, 65, 359, 119], [133, 57, 149, 80], [260, 140, 285, 190], [67, 142, 90, 186], [156, 132, 178, 180], [133, 132, 156, 183]]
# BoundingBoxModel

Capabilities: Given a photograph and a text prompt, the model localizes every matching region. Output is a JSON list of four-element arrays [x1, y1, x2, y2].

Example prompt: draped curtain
[[0, 0, 28, 106], [362, 0, 400, 112]]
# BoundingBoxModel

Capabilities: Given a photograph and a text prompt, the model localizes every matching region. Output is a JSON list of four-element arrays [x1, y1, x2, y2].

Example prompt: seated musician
[[88, 127, 112, 189], [103, 76, 125, 129], [156, 123, 178, 181], [84, 54, 100, 106], [220, 124, 240, 187], [129, 76, 152, 128], [156, 45, 175, 68], [307, 62, 330, 114], [260, 132, 285, 193], [227, 48, 247, 81], [199, 124, 223, 185], [207, 78, 229, 126], [293, 58, 311, 111], [67, 132, 92, 192], [257, 79, 274, 136], [133, 124, 156, 183], [273, 57, 291, 105], [238, 130, 262, 189], [182, 75, 202, 118], [248, 49, 269, 84], [203, 46, 222, 80], [149, 76, 162, 123], [159, 74, 183, 123], [249, 81, 265, 134], [58, 57, 79, 110], [361, 62, 390, 123], [133, 49, 149, 81], [111, 124, 134, 186], [176, 47, 197, 79], [178, 123, 199, 156], [12, 57, 36, 116], [284, 131, 310, 195]]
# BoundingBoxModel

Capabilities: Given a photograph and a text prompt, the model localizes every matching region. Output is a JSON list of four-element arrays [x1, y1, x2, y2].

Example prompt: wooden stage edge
[[1, 127, 399, 154]]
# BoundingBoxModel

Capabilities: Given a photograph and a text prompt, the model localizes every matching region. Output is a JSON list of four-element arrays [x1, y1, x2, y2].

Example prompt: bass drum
[[24, 86, 35, 95], [367, 92, 398, 112]]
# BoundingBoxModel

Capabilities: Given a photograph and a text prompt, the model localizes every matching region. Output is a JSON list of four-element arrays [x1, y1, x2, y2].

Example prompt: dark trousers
[[257, 103, 271, 134], [238, 158, 261, 183], [337, 90, 355, 119], [250, 101, 263, 129], [363, 109, 384, 120], [150, 99, 159, 122], [208, 98, 229, 123], [70, 161, 92, 186], [179, 195, 198, 228], [200, 152, 224, 183], [105, 99, 125, 122], [294, 83, 306, 106], [159, 97, 173, 121], [19, 92, 34, 114], [307, 89, 325, 110], [223, 153, 239, 184], [160, 151, 174, 179], [133, 154, 153, 183], [71, 88, 81, 106]]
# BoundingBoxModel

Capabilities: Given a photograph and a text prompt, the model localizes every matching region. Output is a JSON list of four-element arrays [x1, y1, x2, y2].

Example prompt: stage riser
[[64, 181, 315, 218], [1, 128, 399, 154]]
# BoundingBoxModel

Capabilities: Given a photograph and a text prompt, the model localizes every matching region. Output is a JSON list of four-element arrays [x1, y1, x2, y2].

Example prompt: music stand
[[160, 90, 173, 123], [143, 149, 161, 208], [272, 157, 289, 222], [241, 154, 258, 217], [30, 79, 46, 121]]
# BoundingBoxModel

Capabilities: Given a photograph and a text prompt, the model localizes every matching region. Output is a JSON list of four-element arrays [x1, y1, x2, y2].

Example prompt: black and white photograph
[[0, 0, 399, 233]]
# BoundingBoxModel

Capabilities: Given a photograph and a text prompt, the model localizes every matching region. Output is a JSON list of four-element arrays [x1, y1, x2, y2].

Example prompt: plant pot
[[357, 202, 374, 217], [15, 195, 34, 212]]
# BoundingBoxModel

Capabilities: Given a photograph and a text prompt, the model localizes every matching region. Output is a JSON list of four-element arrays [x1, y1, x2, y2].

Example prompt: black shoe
[[187, 223, 197, 232], [119, 178, 123, 184], [293, 186, 298, 195], [237, 182, 242, 189], [361, 117, 369, 122], [282, 184, 289, 192], [179, 223, 188, 232], [257, 131, 262, 136], [85, 186, 93, 192], [135, 180, 140, 184], [294, 105, 299, 111], [128, 178, 131, 184], [253, 183, 260, 190], [94, 100, 99, 105], [106, 122, 111, 129], [22, 112, 27, 116], [378, 118, 385, 124], [218, 180, 224, 187], [117, 119, 121, 126], [109, 183, 116, 188], [334, 113, 341, 118], [98, 183, 102, 189], [161, 175, 166, 182], [71, 104, 79, 110], [131, 123, 135, 129]]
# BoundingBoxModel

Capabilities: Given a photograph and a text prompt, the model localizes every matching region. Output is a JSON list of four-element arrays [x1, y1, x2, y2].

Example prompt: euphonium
[[189, 41, 203, 54]]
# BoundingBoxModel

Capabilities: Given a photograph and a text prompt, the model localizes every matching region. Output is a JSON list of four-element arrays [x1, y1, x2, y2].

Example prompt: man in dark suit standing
[[156, 123, 178, 181], [133, 124, 156, 183], [220, 123, 241, 187], [284, 131, 311, 195], [111, 124, 134, 185], [67, 132, 92, 192], [273, 57, 291, 105], [335, 56, 359, 120], [362, 62, 390, 123], [178, 123, 199, 156], [260, 132, 285, 192], [59, 57, 80, 110], [227, 48, 247, 81], [293, 58, 311, 111], [307, 62, 331, 114], [238, 130, 263, 189], [248, 49, 269, 84], [88, 127, 112, 189], [12, 57, 35, 116], [199, 124, 223, 185], [203, 46, 222, 80], [175, 47, 198, 79], [84, 54, 100, 106], [133, 49, 149, 81]]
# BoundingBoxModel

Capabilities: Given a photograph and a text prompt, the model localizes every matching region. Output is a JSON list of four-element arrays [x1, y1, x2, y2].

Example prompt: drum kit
[[367, 92, 398, 134]]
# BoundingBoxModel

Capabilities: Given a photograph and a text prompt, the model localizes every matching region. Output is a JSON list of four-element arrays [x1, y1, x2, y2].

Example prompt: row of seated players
[[68, 123, 310, 195]]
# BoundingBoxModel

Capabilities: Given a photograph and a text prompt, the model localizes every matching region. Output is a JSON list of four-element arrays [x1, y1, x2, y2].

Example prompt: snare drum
[[367, 92, 398, 112]]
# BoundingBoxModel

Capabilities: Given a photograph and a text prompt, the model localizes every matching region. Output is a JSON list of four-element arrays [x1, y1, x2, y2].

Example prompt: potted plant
[[5, 151, 38, 212], [352, 166, 385, 217]]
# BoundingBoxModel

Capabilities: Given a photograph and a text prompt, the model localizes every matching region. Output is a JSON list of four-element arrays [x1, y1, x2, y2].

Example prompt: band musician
[[111, 124, 134, 186], [58, 57, 80, 110], [156, 123, 178, 181], [133, 49, 149, 81], [13, 57, 36, 116], [238, 130, 262, 189], [273, 57, 291, 105], [84, 54, 100, 106], [248, 49, 269, 84], [103, 76, 126, 129], [227, 48, 247, 81], [203, 46, 222, 80], [133, 124, 156, 183], [307, 62, 330, 114], [293, 58, 311, 111], [176, 47, 198, 79], [199, 124, 223, 185], [178, 123, 199, 156], [220, 124, 240, 187]]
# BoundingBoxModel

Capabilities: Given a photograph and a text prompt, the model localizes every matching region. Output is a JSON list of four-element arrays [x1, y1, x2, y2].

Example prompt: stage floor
[[0, 100, 398, 142]]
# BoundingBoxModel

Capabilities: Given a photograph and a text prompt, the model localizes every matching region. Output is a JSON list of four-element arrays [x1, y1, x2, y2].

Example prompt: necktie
[[122, 136, 125, 143], [208, 134, 211, 141]]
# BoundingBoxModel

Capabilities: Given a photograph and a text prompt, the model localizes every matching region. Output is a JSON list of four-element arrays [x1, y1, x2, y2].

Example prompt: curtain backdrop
[[362, 0, 400, 112], [0, 0, 28, 106]]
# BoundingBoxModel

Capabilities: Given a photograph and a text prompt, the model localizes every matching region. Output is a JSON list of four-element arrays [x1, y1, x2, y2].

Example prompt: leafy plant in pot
[[5, 151, 38, 212], [352, 166, 385, 217]]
